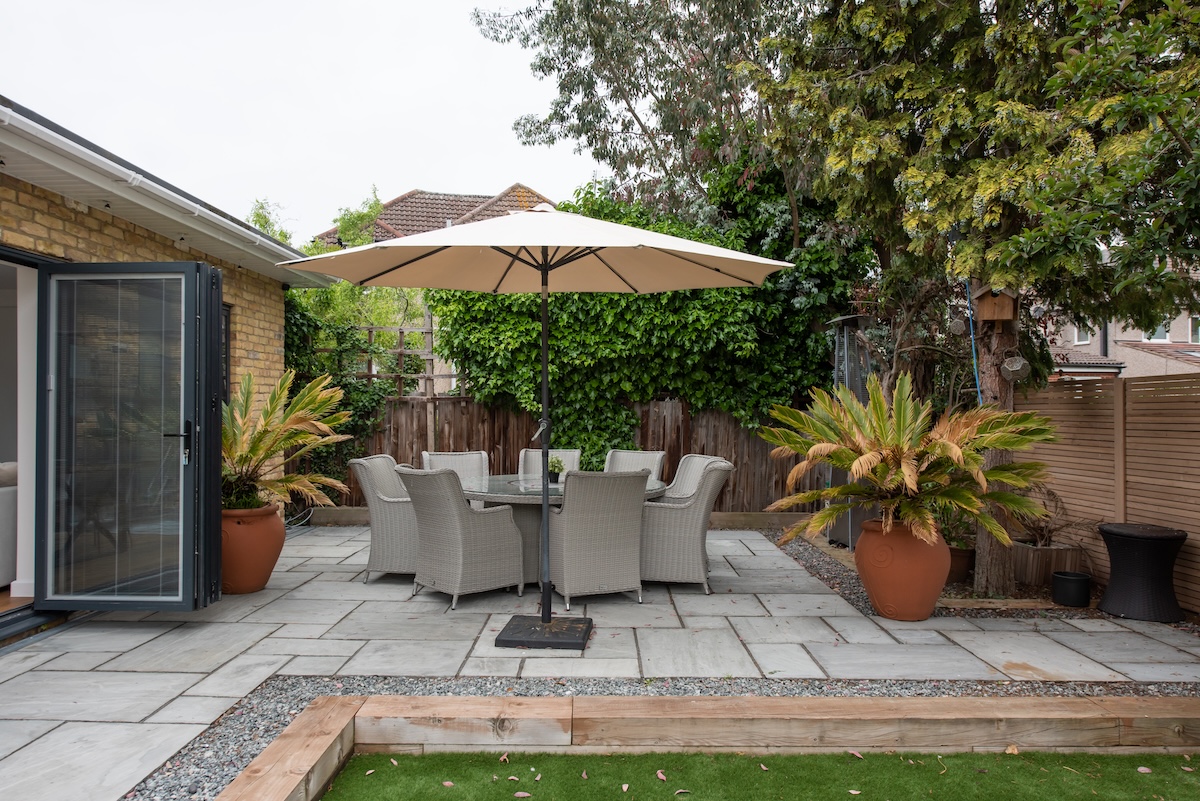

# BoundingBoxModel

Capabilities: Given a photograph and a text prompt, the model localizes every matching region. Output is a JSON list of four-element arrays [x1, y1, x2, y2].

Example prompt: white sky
[[4, 1, 605, 244]]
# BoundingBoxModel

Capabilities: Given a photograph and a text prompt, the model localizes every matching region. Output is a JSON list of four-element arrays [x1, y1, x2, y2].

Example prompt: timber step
[[217, 694, 1200, 801]]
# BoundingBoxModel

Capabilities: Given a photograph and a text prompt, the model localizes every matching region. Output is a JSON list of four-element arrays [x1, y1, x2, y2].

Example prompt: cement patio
[[1, 526, 1198, 800]]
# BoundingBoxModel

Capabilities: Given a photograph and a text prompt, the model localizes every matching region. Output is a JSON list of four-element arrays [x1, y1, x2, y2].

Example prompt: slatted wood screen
[[351, 397, 807, 514], [1015, 376, 1200, 613]]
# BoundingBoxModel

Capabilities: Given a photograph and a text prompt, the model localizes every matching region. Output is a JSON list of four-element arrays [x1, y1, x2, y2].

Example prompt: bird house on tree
[[972, 286, 1018, 321]]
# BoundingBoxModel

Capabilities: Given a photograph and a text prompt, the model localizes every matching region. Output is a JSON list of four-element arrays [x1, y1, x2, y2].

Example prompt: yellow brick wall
[[0, 173, 285, 399]]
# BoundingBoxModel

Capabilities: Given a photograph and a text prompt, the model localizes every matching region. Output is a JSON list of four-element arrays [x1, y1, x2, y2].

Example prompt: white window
[[1073, 326, 1091, 345], [1143, 322, 1169, 342], [1191, 316, 1200, 345]]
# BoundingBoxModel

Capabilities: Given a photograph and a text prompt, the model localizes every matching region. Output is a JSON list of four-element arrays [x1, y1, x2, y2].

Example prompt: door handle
[[163, 420, 193, 465]]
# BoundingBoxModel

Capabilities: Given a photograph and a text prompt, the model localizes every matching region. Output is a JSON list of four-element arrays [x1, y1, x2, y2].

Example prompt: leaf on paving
[[365, 769, 375, 775], [442, 781, 454, 787], [657, 770, 667, 781], [1138, 766, 1152, 774], [1005, 744, 1020, 755], [849, 751, 864, 759], [500, 753, 509, 763]]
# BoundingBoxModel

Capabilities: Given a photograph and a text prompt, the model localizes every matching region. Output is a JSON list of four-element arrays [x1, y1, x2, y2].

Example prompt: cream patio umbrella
[[280, 203, 791, 649]]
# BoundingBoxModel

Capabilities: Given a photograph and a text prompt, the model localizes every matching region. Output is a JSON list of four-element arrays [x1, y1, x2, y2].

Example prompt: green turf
[[320, 750, 1198, 800]]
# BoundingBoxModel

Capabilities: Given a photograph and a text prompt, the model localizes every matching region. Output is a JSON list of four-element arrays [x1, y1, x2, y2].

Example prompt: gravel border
[[127, 531, 1200, 801]]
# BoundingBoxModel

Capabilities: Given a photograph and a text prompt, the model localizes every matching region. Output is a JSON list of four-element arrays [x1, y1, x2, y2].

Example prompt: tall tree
[[746, 0, 1200, 593]]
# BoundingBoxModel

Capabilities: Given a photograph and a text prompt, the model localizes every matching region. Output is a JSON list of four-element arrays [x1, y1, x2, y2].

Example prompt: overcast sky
[[5, 1, 604, 243]]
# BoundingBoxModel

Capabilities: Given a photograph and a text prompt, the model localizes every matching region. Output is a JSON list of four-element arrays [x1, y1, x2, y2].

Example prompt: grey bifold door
[[36, 262, 222, 611]]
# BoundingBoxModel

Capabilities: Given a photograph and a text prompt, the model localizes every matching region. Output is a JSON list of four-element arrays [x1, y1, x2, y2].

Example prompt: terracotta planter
[[947, 545, 976, 584], [221, 504, 285, 594], [854, 519, 951, 621]]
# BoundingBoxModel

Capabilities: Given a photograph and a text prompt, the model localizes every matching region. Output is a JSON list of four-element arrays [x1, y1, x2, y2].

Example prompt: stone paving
[[1, 526, 1199, 800]]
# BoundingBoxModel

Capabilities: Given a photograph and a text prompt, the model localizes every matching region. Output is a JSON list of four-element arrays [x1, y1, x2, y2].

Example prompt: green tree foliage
[[426, 183, 868, 468]]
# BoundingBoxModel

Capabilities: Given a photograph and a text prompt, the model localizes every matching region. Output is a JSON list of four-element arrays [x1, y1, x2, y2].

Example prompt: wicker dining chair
[[396, 465, 523, 610], [603, 449, 665, 481], [422, 450, 489, 509], [549, 470, 649, 609], [518, 448, 582, 476], [348, 454, 419, 583], [640, 456, 733, 594]]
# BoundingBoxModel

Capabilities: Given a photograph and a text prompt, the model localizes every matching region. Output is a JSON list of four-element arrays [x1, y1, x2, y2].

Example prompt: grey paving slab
[[578, 601, 682, 628], [807, 644, 1007, 680], [1110, 619, 1200, 649], [637, 628, 760, 677], [34, 651, 119, 671], [185, 654, 291, 697], [680, 616, 734, 630], [324, 603, 488, 641], [757, 593, 861, 617], [945, 631, 1128, 681], [0, 719, 59, 760], [145, 695, 239, 724], [1043, 632, 1198, 664], [0, 670, 201, 721], [271, 623, 334, 639], [148, 590, 288, 622], [277, 655, 351, 675], [822, 617, 895, 645], [284, 578, 419, 601], [672, 593, 768, 617], [521, 658, 640, 678], [460, 657, 522, 677], [339, 640, 472, 676], [102, 622, 279, 673], [1106, 662, 1200, 681], [731, 617, 843, 645], [21, 621, 180, 653], [746, 643, 826, 678], [969, 618, 1078, 632], [241, 598, 361, 625], [250, 637, 364, 657], [0, 721, 206, 801], [0, 649, 58, 683], [727, 554, 804, 572]]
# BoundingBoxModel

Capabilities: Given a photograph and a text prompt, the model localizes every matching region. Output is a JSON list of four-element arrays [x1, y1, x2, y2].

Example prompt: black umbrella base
[[495, 614, 593, 650]]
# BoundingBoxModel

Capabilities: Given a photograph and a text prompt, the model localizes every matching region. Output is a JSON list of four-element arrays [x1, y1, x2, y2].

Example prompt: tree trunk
[[972, 314, 1018, 596]]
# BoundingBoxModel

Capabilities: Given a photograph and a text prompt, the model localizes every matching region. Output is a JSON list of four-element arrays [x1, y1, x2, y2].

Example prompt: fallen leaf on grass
[[442, 781, 454, 787], [1005, 744, 1020, 755], [849, 751, 864, 760], [500, 753, 509, 763], [657, 770, 667, 781], [1138, 767, 1153, 774], [365, 770, 375, 776]]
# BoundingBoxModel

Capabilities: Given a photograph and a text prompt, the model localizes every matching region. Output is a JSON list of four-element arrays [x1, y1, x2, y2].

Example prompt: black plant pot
[[1052, 571, 1091, 607]]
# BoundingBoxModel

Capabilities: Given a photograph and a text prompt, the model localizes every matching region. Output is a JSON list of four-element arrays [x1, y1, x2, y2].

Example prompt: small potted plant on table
[[221, 370, 351, 594], [760, 372, 1054, 621]]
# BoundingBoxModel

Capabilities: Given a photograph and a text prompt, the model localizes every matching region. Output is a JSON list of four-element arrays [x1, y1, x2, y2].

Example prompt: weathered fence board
[[1016, 376, 1199, 614]]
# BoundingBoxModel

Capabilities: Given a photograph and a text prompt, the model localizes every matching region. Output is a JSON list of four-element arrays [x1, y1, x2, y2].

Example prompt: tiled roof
[[1050, 348, 1125, 369], [315, 183, 553, 244], [1119, 341, 1200, 368]]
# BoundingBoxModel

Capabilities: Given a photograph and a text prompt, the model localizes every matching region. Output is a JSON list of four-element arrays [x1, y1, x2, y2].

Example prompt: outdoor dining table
[[460, 473, 667, 585]]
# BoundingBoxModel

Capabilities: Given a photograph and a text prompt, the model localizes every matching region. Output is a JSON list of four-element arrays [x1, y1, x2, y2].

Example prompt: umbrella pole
[[494, 258, 593, 650]]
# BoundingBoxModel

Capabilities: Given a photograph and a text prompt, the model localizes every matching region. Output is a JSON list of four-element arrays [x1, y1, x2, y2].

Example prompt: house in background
[[1053, 312, 1200, 378], [0, 95, 330, 635]]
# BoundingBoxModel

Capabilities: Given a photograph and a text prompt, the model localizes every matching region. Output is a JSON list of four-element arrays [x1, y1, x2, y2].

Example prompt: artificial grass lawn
[[321, 750, 1197, 800]]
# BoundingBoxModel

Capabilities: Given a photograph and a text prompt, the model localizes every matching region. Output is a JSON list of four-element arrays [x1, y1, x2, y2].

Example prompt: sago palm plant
[[760, 372, 1056, 546], [221, 370, 352, 509]]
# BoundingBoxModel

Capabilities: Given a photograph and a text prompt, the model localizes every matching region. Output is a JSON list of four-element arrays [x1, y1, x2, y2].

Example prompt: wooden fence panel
[[1016, 376, 1200, 614]]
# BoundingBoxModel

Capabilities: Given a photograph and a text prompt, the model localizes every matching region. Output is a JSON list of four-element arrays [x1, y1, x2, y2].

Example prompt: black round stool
[[1097, 523, 1188, 622]]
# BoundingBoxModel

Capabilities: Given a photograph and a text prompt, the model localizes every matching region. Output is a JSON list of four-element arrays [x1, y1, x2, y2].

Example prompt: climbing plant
[[426, 182, 868, 468]]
